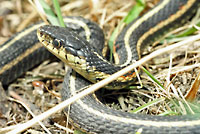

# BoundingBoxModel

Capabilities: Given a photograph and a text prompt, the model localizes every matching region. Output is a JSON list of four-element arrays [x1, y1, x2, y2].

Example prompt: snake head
[[37, 25, 96, 73], [37, 25, 92, 58]]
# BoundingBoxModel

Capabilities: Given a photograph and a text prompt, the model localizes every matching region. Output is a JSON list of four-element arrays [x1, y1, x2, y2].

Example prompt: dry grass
[[0, 0, 200, 133]]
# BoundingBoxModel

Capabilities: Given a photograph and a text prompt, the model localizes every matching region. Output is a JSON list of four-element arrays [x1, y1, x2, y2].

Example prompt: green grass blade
[[74, 130, 87, 134], [175, 21, 200, 38], [130, 97, 165, 113], [159, 111, 179, 116], [38, 0, 60, 26], [123, 0, 145, 24], [108, 0, 145, 62], [52, 0, 65, 27], [142, 67, 164, 89]]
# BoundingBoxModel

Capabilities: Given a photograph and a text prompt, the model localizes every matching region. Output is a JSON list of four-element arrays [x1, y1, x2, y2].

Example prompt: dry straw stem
[[7, 34, 200, 134], [28, 0, 49, 25]]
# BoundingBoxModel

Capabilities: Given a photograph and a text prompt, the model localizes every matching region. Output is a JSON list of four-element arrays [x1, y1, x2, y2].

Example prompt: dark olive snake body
[[1, 0, 200, 133]]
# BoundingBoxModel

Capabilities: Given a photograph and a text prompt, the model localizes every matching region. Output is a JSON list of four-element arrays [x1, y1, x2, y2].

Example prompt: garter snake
[[1, 0, 200, 133]]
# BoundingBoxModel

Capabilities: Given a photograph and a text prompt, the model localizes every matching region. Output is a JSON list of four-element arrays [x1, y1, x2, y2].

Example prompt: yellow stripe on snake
[[1, 0, 200, 133]]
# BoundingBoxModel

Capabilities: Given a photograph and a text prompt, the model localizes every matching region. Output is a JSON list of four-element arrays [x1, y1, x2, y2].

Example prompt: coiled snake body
[[1, 0, 200, 133]]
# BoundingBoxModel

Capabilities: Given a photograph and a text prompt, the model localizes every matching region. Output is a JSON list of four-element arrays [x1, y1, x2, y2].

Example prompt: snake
[[1, 0, 200, 133]]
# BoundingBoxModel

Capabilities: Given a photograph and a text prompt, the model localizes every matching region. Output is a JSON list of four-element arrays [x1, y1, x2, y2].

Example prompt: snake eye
[[53, 39, 60, 49]]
